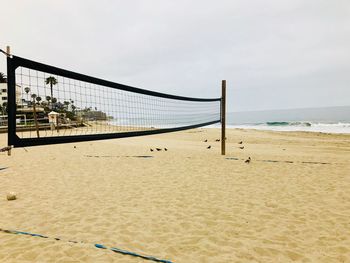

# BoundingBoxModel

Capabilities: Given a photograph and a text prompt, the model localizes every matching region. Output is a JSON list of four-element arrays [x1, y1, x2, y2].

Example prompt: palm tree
[[45, 96, 51, 111], [70, 100, 76, 115], [1, 102, 7, 115], [0, 72, 6, 83], [71, 104, 76, 112], [63, 100, 70, 110], [24, 87, 31, 102], [51, 97, 57, 110], [45, 76, 57, 99], [31, 94, 40, 138]]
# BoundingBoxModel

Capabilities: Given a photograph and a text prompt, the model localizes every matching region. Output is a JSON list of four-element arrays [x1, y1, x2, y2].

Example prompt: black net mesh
[[12, 64, 220, 141]]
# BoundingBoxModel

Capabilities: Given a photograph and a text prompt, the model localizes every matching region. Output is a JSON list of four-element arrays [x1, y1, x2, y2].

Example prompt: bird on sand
[[156, 148, 162, 151], [239, 146, 244, 149], [150, 149, 154, 152], [204, 139, 208, 142], [238, 141, 243, 144], [164, 148, 168, 151], [0, 146, 12, 152], [215, 139, 220, 142], [245, 157, 251, 163], [207, 145, 211, 149]]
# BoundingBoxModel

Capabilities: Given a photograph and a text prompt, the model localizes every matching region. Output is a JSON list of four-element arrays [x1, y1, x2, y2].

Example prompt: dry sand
[[0, 128, 349, 262]]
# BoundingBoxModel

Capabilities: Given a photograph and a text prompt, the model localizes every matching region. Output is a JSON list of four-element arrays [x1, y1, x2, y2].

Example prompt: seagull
[[245, 157, 251, 163], [164, 148, 168, 151], [238, 141, 243, 144], [150, 149, 154, 152], [207, 145, 211, 149], [239, 146, 244, 149], [156, 148, 162, 151], [204, 139, 208, 142], [0, 146, 12, 152]]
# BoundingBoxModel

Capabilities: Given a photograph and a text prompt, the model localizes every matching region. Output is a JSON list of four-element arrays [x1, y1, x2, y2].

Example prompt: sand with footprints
[[0, 128, 349, 262]]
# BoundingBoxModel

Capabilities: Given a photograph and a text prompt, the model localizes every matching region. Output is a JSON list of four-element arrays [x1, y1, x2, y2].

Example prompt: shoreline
[[206, 125, 350, 135]]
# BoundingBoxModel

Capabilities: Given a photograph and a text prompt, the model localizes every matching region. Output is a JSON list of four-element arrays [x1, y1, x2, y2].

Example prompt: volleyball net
[[6, 55, 221, 147]]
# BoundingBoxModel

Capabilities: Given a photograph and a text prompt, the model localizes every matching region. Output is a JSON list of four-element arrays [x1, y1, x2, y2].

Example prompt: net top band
[[9, 55, 221, 102]]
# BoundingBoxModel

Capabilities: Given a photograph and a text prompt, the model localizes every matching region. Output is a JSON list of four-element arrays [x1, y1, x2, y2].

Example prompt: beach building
[[76, 109, 107, 121], [0, 83, 8, 106], [0, 82, 22, 106]]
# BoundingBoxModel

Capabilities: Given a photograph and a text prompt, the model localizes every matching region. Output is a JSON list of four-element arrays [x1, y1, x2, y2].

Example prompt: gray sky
[[1, 0, 349, 112]]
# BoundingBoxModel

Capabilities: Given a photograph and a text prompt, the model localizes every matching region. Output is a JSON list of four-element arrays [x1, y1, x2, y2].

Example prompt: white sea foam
[[224, 122, 350, 134]]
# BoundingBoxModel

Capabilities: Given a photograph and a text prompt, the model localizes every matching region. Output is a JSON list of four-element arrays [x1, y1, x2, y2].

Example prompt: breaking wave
[[223, 122, 350, 134]]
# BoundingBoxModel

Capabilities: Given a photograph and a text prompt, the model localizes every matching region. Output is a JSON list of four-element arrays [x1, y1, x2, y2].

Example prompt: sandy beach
[[0, 128, 349, 262]]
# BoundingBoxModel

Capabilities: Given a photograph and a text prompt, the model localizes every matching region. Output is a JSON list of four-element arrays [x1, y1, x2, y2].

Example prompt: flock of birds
[[205, 139, 251, 163], [147, 138, 251, 163], [150, 148, 167, 152]]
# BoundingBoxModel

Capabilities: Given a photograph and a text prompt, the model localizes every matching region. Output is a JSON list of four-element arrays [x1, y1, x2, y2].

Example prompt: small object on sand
[[150, 149, 154, 152], [239, 146, 244, 149], [283, 149, 286, 151], [207, 145, 211, 149], [238, 141, 243, 144], [156, 148, 162, 151], [164, 148, 168, 151], [245, 157, 251, 163], [215, 139, 220, 142], [74, 146, 76, 149], [0, 146, 12, 152], [7, 192, 17, 201], [204, 139, 208, 142]]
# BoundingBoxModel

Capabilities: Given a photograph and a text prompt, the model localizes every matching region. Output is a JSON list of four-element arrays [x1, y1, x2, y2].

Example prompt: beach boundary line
[[225, 157, 331, 165], [0, 228, 173, 263]]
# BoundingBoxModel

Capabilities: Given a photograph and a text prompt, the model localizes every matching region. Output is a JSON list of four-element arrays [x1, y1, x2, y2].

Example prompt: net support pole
[[6, 46, 11, 156], [221, 80, 226, 155], [32, 98, 40, 138]]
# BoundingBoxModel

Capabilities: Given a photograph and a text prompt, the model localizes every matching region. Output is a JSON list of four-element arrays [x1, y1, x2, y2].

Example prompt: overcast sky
[[1, 0, 349, 112]]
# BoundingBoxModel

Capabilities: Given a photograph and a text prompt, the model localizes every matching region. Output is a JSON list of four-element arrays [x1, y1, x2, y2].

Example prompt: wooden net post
[[32, 97, 40, 138], [221, 80, 226, 155], [6, 46, 12, 156]]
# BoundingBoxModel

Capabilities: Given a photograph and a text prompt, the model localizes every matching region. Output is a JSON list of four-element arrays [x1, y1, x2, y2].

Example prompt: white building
[[0, 82, 22, 106], [0, 83, 7, 106]]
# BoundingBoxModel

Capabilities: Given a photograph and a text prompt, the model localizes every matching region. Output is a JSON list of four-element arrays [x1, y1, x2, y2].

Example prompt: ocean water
[[223, 106, 350, 134]]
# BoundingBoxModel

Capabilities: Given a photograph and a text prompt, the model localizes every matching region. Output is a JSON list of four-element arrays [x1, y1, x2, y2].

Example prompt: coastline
[[0, 128, 349, 262], [207, 124, 350, 135]]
